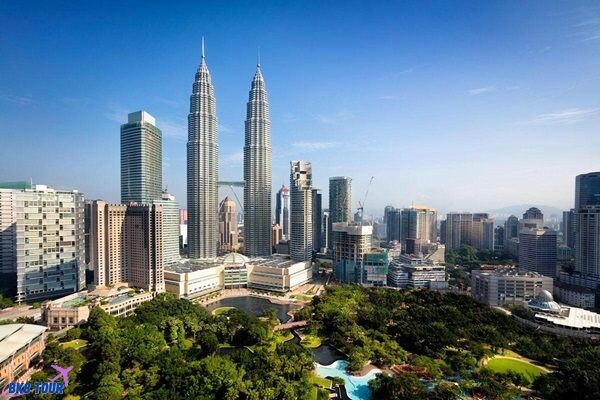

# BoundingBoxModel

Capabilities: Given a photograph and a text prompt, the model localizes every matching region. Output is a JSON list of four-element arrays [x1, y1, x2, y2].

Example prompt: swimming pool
[[314, 360, 381, 400]]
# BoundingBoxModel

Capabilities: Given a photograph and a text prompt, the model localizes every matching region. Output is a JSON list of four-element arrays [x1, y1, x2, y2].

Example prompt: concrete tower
[[275, 185, 291, 240], [244, 58, 272, 257], [290, 161, 313, 262], [187, 39, 218, 259], [219, 197, 239, 253]]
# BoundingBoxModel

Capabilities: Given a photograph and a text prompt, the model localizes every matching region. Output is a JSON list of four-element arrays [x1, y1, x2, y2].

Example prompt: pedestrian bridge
[[273, 320, 307, 331]]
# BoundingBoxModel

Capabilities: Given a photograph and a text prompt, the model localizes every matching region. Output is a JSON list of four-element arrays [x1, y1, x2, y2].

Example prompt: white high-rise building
[[244, 61, 272, 257], [0, 185, 86, 302], [290, 161, 313, 262], [275, 186, 291, 240], [153, 192, 180, 267], [575, 206, 600, 276], [187, 40, 218, 259], [519, 228, 557, 278]]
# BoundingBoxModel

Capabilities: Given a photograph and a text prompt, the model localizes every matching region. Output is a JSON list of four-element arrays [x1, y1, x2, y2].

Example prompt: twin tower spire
[[187, 39, 272, 259]]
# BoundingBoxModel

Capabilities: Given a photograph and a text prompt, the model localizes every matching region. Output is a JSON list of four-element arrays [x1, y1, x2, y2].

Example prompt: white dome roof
[[538, 290, 554, 302], [222, 252, 249, 265]]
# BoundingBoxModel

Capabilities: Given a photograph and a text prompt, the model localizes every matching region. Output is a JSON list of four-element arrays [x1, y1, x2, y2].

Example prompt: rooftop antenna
[[257, 46, 261, 68], [201, 37, 206, 64]]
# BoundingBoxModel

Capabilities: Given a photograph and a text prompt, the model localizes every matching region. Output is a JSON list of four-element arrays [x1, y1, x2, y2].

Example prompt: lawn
[[301, 333, 322, 348], [212, 306, 236, 315], [485, 356, 547, 383], [309, 375, 331, 389], [61, 339, 88, 350]]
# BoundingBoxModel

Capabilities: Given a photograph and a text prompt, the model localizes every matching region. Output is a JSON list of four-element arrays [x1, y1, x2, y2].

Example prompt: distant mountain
[[486, 204, 564, 222]]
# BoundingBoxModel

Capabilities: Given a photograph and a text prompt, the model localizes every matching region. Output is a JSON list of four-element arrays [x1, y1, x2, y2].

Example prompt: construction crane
[[357, 176, 374, 224]]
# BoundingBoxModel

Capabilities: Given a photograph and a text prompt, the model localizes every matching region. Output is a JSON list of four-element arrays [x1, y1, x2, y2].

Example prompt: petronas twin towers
[[187, 40, 272, 259]]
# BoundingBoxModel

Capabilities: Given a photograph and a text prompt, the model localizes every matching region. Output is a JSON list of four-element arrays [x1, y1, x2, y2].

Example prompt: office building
[[562, 209, 576, 248], [575, 205, 600, 277], [275, 185, 290, 240], [504, 215, 519, 242], [163, 254, 311, 298], [328, 176, 352, 250], [290, 161, 313, 262], [243, 61, 272, 257], [322, 210, 330, 252], [179, 209, 188, 225], [400, 206, 437, 244], [42, 287, 154, 329], [363, 249, 389, 286], [494, 226, 504, 251], [0, 189, 17, 296], [153, 191, 180, 267], [0, 324, 47, 386], [471, 266, 553, 306], [0, 186, 86, 302], [187, 40, 219, 259], [575, 172, 600, 210], [387, 255, 447, 290], [218, 197, 239, 253], [519, 228, 557, 277], [89, 201, 164, 292], [554, 282, 595, 309], [272, 224, 282, 247], [444, 213, 473, 250], [312, 189, 323, 252], [120, 111, 162, 203], [472, 213, 494, 251], [386, 208, 402, 242], [332, 222, 372, 283]]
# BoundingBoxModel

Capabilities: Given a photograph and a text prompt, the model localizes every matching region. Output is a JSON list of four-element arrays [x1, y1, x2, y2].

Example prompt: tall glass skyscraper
[[120, 111, 162, 203], [328, 176, 352, 250], [576, 172, 600, 210], [187, 40, 219, 259], [243, 61, 272, 257]]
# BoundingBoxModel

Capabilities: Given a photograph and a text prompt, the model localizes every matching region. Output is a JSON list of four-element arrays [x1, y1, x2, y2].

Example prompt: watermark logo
[[1, 365, 73, 399]]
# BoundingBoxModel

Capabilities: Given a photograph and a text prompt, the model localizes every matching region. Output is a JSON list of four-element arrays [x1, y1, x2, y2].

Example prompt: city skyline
[[2, 1, 600, 216]]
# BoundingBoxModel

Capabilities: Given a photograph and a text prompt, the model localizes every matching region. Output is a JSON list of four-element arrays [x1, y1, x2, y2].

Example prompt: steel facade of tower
[[187, 43, 219, 259], [120, 111, 162, 203], [328, 177, 352, 250], [243, 63, 272, 257]]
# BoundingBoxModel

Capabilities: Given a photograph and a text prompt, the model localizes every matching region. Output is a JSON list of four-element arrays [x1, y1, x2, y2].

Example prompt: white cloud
[[160, 119, 187, 141], [104, 104, 128, 123], [315, 111, 353, 124], [222, 150, 244, 164], [379, 95, 397, 100], [527, 108, 599, 125], [0, 94, 34, 106], [468, 87, 494, 96], [219, 124, 234, 133], [292, 141, 338, 151]]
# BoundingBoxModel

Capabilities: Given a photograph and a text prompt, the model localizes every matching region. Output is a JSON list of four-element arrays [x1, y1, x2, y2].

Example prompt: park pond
[[206, 296, 298, 322], [207, 296, 381, 399]]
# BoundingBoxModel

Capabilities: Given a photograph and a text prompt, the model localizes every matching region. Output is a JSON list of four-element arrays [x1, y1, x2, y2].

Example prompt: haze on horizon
[[1, 0, 599, 216]]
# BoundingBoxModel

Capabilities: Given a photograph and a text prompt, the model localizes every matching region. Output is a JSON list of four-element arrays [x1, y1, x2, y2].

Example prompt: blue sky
[[1, 0, 600, 216]]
